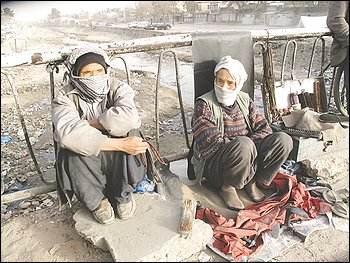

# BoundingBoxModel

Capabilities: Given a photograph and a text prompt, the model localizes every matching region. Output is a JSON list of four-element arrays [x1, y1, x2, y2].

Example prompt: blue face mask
[[214, 83, 239, 106]]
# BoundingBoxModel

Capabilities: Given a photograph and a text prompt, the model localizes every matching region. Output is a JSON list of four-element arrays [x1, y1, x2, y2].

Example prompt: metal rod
[[1, 71, 49, 184], [1, 28, 331, 68], [155, 50, 190, 151], [0, 150, 190, 204], [110, 56, 131, 85], [1, 183, 56, 204]]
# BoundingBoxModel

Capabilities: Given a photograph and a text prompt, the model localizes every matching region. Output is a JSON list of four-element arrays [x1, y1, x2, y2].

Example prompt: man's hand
[[101, 136, 149, 155]]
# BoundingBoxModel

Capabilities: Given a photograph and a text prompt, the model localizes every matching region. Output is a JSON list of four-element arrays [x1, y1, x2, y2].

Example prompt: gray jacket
[[327, 1, 349, 66], [51, 77, 141, 156]]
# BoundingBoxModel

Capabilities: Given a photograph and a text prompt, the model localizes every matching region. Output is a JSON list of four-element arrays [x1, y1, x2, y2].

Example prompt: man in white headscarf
[[52, 46, 149, 224], [191, 55, 293, 210]]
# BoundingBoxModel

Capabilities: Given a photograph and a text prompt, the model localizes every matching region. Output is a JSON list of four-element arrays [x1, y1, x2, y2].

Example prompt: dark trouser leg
[[103, 129, 147, 204], [255, 132, 293, 186], [57, 149, 106, 211], [56, 137, 146, 210], [343, 53, 349, 114], [203, 136, 257, 190], [101, 151, 146, 204]]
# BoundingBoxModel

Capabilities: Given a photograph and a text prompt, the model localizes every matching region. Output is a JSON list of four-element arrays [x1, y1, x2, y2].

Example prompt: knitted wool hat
[[72, 52, 107, 76]]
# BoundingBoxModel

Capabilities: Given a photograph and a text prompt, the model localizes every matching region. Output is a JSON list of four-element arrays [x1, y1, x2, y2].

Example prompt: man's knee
[[219, 136, 257, 168], [233, 136, 256, 158], [275, 132, 293, 153]]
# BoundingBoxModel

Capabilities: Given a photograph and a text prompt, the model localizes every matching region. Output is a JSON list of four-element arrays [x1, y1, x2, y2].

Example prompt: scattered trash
[[1, 136, 11, 143], [280, 159, 302, 176], [49, 244, 61, 255], [198, 251, 211, 262], [135, 174, 155, 193], [16, 174, 28, 183]]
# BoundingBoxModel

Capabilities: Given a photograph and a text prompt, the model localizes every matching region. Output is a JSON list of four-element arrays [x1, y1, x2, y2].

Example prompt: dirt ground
[[1, 24, 349, 262]]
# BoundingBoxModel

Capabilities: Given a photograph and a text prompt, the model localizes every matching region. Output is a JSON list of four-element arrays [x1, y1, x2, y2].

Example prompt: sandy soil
[[1, 24, 349, 262]]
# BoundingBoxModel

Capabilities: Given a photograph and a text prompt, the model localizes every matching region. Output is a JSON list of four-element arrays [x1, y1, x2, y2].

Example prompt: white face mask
[[214, 84, 239, 106]]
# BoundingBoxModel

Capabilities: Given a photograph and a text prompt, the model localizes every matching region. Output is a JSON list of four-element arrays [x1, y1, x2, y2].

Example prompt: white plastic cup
[[292, 103, 301, 111]]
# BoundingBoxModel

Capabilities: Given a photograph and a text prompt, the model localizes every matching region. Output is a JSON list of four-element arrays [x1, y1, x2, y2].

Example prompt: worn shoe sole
[[116, 195, 136, 220], [92, 198, 116, 225], [319, 112, 349, 123], [92, 211, 115, 225]]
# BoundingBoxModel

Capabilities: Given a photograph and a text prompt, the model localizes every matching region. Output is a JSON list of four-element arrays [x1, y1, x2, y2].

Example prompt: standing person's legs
[[204, 136, 257, 210]]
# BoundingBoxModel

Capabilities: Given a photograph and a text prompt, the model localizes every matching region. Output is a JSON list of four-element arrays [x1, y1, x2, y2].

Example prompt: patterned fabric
[[191, 98, 272, 160], [70, 74, 109, 103]]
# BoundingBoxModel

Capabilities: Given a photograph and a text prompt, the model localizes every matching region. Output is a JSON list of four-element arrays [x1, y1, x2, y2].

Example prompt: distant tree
[[151, 1, 174, 22], [135, 1, 153, 21], [253, 1, 267, 17], [1, 7, 15, 24], [134, 1, 178, 22], [184, 1, 197, 12], [48, 8, 61, 20], [2, 7, 14, 17], [92, 11, 108, 23], [235, 1, 250, 17]]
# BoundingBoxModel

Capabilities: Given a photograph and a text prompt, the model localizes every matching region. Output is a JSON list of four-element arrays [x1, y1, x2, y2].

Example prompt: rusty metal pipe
[[1, 28, 331, 68]]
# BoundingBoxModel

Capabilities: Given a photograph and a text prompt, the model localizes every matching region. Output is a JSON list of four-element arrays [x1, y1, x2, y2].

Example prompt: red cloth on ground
[[196, 172, 332, 262]]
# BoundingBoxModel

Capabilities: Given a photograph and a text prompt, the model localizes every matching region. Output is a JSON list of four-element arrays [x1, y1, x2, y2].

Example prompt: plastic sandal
[[323, 188, 349, 204], [304, 178, 332, 190], [331, 202, 349, 219], [318, 112, 349, 123], [318, 112, 349, 129]]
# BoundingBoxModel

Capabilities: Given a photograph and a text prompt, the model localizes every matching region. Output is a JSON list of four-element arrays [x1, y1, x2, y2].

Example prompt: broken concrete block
[[73, 192, 213, 262]]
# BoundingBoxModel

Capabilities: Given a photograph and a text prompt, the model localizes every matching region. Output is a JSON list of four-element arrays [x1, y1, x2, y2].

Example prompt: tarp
[[196, 172, 331, 262], [298, 16, 327, 29]]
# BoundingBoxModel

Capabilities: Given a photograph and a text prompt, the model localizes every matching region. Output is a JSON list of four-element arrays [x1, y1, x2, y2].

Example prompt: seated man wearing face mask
[[191, 55, 293, 210], [52, 46, 149, 224]]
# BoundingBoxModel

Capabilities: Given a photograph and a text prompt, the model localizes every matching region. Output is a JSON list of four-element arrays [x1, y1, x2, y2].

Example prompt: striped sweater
[[191, 98, 273, 160]]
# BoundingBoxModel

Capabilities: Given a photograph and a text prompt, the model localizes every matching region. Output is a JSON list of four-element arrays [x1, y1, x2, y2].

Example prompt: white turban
[[214, 55, 248, 91]]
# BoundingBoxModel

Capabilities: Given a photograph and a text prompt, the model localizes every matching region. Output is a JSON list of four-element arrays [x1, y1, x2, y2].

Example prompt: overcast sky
[[2, 1, 136, 21]]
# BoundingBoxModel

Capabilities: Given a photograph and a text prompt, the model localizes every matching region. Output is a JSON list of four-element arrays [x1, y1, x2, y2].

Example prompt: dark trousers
[[203, 132, 293, 190], [56, 131, 146, 212], [343, 52, 349, 114]]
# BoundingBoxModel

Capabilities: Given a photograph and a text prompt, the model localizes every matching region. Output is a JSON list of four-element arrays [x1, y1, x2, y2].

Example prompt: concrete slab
[[72, 141, 348, 262], [289, 125, 349, 162], [299, 148, 349, 184], [73, 192, 213, 262]]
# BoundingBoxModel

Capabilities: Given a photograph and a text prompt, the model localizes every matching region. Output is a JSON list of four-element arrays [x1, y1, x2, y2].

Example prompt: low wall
[[89, 25, 170, 39]]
